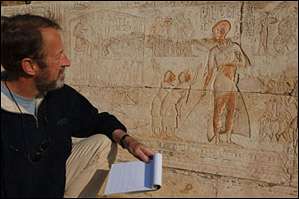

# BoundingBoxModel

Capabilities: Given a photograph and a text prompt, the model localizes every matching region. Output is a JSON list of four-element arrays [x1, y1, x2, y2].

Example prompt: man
[[1, 14, 154, 198], [201, 20, 250, 145]]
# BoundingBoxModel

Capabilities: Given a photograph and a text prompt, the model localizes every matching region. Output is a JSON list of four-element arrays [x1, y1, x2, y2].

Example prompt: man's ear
[[21, 58, 37, 76]]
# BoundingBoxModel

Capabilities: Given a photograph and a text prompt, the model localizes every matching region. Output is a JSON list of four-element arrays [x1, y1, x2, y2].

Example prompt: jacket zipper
[[34, 99, 42, 128], [34, 115, 39, 128]]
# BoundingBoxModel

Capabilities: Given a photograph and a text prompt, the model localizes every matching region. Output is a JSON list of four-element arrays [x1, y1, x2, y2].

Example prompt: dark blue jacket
[[1, 84, 126, 198]]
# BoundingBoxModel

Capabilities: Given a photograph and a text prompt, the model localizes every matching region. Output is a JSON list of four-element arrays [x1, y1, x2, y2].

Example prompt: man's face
[[184, 73, 191, 83], [212, 25, 225, 41], [35, 28, 70, 95], [169, 72, 176, 83], [212, 21, 230, 41]]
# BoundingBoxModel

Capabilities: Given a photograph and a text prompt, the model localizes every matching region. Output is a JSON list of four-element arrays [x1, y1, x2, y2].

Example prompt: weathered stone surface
[[2, 1, 298, 198], [1, 1, 31, 7]]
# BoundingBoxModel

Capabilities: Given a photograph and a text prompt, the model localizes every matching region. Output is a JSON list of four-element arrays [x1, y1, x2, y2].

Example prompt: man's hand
[[112, 129, 155, 163], [123, 136, 155, 163]]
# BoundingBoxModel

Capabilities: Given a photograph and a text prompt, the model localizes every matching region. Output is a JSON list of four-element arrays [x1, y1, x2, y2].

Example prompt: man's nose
[[61, 53, 71, 67]]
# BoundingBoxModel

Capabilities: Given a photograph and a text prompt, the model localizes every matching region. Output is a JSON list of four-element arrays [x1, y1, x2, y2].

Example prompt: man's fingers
[[135, 149, 150, 163], [126, 138, 155, 163], [136, 145, 155, 163], [143, 146, 155, 157]]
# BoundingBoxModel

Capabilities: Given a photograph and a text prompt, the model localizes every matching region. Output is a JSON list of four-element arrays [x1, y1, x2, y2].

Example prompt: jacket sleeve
[[62, 85, 127, 140]]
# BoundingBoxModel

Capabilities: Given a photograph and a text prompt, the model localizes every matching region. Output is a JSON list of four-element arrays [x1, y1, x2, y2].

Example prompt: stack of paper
[[104, 153, 162, 195]]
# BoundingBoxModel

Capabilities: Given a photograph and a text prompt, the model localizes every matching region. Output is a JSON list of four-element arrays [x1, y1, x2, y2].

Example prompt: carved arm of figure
[[218, 45, 247, 71], [184, 65, 201, 103], [218, 59, 245, 72], [200, 67, 214, 101], [191, 64, 201, 85], [231, 46, 247, 67]]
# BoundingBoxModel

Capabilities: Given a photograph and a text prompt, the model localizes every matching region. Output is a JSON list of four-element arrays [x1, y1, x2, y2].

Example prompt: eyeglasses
[[9, 139, 50, 165]]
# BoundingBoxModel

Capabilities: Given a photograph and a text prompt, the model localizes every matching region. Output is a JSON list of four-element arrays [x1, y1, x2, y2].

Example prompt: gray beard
[[35, 69, 65, 96]]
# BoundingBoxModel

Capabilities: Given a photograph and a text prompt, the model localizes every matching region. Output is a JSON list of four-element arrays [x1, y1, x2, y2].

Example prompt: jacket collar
[[1, 71, 44, 114]]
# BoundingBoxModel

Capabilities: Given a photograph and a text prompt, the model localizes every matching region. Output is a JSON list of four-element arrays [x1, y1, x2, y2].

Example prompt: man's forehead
[[40, 27, 60, 37], [212, 20, 231, 31], [40, 28, 64, 54]]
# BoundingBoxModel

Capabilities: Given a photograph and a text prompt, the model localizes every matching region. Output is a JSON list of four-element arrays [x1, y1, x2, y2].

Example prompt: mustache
[[58, 67, 65, 75]]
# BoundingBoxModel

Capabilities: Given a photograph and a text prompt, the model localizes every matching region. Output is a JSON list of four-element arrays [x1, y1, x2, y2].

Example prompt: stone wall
[[1, 1, 31, 6], [2, 1, 298, 198]]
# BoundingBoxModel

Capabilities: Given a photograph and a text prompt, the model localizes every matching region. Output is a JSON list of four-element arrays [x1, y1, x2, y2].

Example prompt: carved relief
[[241, 2, 254, 37], [144, 58, 162, 86], [146, 13, 194, 57], [151, 66, 199, 140], [259, 96, 298, 149], [258, 12, 278, 55], [1, 3, 56, 19], [111, 87, 151, 135], [73, 17, 91, 56], [151, 70, 175, 138], [67, 9, 145, 86], [69, 10, 144, 59], [258, 75, 298, 95], [200, 20, 251, 145], [259, 98, 291, 142], [248, 1, 299, 57], [273, 16, 298, 55], [1, 1, 298, 197]]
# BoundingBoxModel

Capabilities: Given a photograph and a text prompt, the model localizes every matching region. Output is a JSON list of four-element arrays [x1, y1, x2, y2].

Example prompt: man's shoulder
[[47, 84, 79, 98], [61, 84, 76, 92]]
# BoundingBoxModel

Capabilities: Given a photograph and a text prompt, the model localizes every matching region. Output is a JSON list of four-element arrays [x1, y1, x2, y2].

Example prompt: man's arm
[[61, 85, 155, 163], [200, 50, 215, 101], [112, 129, 155, 163], [202, 48, 216, 90]]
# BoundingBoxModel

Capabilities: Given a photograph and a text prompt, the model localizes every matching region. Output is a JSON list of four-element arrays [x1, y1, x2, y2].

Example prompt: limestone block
[[1, 1, 30, 7], [1, 1, 298, 198]]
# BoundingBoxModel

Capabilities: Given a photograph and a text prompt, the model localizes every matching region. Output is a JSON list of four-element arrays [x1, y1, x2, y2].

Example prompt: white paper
[[104, 153, 162, 195]]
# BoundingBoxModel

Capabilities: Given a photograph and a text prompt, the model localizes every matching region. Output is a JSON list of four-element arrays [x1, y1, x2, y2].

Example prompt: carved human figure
[[160, 80, 185, 138], [159, 68, 198, 139], [175, 13, 193, 41], [258, 12, 278, 55], [149, 16, 163, 37], [175, 68, 199, 126], [274, 15, 298, 55], [150, 58, 161, 86], [201, 20, 250, 145], [146, 17, 163, 57], [161, 18, 173, 39], [151, 70, 176, 137], [73, 18, 91, 55]]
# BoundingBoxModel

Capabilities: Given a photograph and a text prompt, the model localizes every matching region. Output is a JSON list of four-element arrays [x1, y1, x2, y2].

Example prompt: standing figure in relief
[[258, 12, 278, 55], [160, 74, 185, 139], [175, 68, 199, 128], [73, 18, 91, 56], [151, 70, 176, 137], [201, 20, 251, 145]]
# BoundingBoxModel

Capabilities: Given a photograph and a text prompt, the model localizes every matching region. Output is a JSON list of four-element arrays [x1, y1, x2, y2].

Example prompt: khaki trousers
[[64, 134, 117, 198]]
